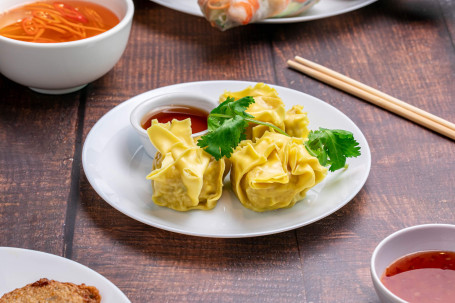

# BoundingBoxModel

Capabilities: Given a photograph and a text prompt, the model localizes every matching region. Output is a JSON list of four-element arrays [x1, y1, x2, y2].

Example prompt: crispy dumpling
[[146, 119, 226, 211], [230, 131, 327, 212]]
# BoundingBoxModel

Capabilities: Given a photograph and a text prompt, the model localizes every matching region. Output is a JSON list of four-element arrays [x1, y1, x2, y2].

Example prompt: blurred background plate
[[149, 0, 377, 23]]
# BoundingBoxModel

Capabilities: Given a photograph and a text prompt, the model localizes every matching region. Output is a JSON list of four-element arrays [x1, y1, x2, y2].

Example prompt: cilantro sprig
[[197, 96, 287, 160], [197, 96, 361, 172], [304, 128, 361, 172]]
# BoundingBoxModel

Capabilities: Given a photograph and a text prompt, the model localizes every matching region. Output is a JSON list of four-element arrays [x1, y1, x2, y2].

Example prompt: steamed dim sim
[[144, 83, 361, 212], [0, 1, 120, 43]]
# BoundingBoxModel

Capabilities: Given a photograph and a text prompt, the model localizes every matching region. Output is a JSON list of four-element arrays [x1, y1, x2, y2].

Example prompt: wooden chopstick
[[287, 56, 455, 141]]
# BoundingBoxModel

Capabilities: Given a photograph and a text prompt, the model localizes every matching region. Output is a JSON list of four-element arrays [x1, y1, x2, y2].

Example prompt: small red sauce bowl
[[130, 91, 217, 158], [371, 224, 455, 303]]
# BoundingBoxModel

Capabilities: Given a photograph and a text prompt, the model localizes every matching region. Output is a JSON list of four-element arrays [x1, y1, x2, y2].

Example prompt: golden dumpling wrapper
[[230, 131, 327, 212], [220, 83, 286, 140], [220, 83, 310, 140], [284, 105, 309, 139], [146, 119, 225, 211]]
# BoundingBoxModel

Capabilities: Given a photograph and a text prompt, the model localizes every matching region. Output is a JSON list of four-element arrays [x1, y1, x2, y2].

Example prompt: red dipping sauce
[[381, 251, 455, 303], [141, 105, 209, 134]]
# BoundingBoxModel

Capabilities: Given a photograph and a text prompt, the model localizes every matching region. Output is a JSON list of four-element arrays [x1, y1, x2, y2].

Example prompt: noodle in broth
[[0, 1, 120, 43]]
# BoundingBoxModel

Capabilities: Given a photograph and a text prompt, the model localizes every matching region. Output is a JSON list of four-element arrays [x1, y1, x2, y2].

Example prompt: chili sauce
[[381, 250, 455, 303], [141, 105, 209, 134]]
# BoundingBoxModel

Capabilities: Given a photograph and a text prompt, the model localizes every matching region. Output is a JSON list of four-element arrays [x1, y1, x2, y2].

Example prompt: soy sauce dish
[[0, 0, 134, 94], [371, 224, 455, 303], [130, 92, 217, 158]]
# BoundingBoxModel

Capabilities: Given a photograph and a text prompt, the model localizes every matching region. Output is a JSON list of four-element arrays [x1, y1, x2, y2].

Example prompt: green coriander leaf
[[227, 96, 255, 116], [304, 128, 361, 172], [198, 95, 289, 159], [207, 96, 255, 131], [199, 95, 288, 160], [197, 115, 248, 160]]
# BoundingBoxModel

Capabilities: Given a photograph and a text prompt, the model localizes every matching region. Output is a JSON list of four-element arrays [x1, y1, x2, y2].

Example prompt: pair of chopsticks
[[287, 56, 455, 141]]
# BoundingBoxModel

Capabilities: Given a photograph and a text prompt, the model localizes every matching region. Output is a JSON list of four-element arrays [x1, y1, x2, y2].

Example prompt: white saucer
[[82, 80, 371, 238]]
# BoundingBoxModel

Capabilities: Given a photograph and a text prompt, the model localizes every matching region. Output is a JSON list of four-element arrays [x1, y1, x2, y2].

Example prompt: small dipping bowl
[[130, 92, 217, 158], [371, 223, 455, 303], [0, 0, 134, 94]]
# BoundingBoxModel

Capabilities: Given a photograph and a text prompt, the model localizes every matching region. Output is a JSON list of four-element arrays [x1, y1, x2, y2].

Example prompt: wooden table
[[1, 0, 454, 302]]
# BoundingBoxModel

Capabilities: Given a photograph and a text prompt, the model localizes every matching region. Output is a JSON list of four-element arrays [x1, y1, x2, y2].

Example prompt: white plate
[[150, 0, 377, 23], [82, 81, 371, 238], [0, 247, 130, 302]]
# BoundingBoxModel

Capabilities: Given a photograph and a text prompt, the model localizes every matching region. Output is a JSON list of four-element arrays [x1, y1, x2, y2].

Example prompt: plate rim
[[149, 0, 378, 23], [82, 80, 371, 238]]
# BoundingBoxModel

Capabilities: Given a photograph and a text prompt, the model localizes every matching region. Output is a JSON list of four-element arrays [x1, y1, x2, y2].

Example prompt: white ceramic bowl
[[130, 92, 217, 158], [0, 0, 134, 94], [371, 223, 455, 303]]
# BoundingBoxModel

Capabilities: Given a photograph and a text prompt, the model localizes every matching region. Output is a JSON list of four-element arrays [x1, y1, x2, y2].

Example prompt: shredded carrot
[[34, 27, 46, 40], [0, 1, 119, 43], [0, 26, 22, 34], [33, 10, 62, 23], [53, 23, 84, 37], [84, 8, 104, 28], [53, 2, 88, 23], [27, 2, 55, 9], [1, 34, 37, 40], [45, 25, 68, 34]]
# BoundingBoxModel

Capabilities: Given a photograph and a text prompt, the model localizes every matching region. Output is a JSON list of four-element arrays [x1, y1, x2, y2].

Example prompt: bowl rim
[[130, 91, 217, 138], [0, 0, 134, 47], [370, 223, 455, 303]]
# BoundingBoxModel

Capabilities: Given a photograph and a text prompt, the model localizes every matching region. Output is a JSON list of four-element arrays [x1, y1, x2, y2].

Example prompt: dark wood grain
[[1, 0, 454, 302], [0, 82, 83, 255]]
